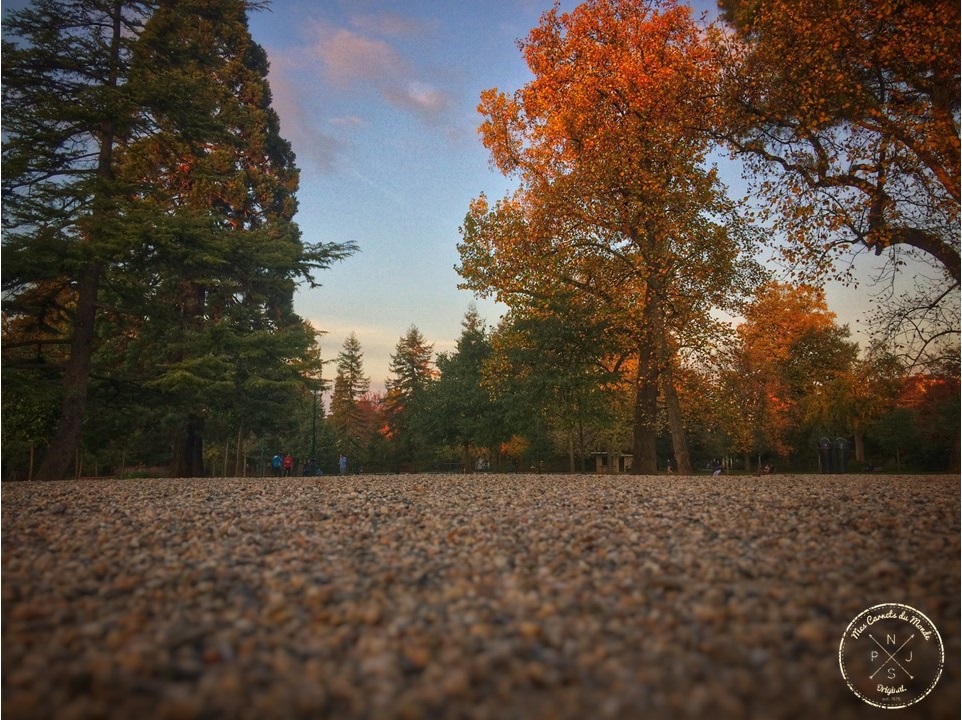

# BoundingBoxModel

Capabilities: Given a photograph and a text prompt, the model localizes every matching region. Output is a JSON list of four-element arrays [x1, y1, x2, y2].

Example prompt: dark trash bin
[[818, 437, 833, 474], [833, 437, 849, 474]]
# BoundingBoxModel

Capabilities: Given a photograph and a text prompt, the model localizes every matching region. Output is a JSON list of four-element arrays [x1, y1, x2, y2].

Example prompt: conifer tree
[[385, 325, 436, 469], [429, 306, 503, 472], [112, 0, 357, 476], [330, 333, 370, 463], [3, 0, 355, 478], [2, 0, 154, 480]]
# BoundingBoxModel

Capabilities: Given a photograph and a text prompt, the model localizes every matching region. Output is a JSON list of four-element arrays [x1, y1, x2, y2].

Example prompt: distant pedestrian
[[271, 453, 282, 477], [283, 454, 293, 477], [339, 454, 347, 476], [666, 458, 674, 474]]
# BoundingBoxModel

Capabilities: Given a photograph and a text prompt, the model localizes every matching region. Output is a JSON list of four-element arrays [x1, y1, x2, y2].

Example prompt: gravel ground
[[2, 474, 958, 719]]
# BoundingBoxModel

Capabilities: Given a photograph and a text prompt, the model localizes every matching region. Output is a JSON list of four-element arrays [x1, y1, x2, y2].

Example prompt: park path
[[2, 474, 959, 719]]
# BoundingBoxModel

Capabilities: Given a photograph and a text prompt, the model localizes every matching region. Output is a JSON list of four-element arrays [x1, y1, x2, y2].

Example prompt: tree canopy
[[715, 0, 960, 368], [3, 0, 956, 480], [1, 0, 355, 478], [459, 0, 763, 473]]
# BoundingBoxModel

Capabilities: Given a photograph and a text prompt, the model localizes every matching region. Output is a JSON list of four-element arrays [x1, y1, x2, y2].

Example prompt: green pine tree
[[112, 0, 355, 476], [329, 333, 370, 467], [428, 306, 503, 473], [385, 325, 436, 470], [2, 0, 153, 480]]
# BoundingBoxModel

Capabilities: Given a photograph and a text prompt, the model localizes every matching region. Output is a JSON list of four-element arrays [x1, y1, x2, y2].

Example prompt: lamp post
[[310, 387, 318, 474]]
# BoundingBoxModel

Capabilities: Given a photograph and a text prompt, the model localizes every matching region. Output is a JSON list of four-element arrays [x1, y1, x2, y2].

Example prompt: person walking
[[283, 453, 293, 477], [339, 454, 347, 476], [271, 453, 282, 477]]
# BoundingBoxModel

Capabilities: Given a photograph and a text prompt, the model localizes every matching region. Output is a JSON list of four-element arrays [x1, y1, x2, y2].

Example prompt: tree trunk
[[649, 290, 693, 475], [35, 263, 102, 481], [853, 423, 865, 464], [661, 371, 694, 474], [578, 413, 586, 473], [631, 339, 659, 475], [172, 413, 205, 477], [236, 426, 245, 477]]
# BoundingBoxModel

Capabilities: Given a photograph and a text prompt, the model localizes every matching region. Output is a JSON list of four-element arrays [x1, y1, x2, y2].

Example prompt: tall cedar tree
[[114, 0, 353, 476], [330, 333, 370, 464], [2, 0, 153, 480], [458, 0, 761, 473], [2, 0, 354, 479]]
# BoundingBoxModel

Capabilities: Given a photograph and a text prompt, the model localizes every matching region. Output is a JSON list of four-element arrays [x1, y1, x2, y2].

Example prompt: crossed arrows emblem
[[868, 633, 915, 680]]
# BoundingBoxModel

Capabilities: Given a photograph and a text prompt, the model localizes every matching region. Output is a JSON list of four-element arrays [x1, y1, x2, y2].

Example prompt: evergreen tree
[[385, 325, 436, 470], [112, 0, 355, 476], [329, 333, 370, 465], [2, 0, 154, 480], [2, 0, 356, 478], [428, 306, 503, 472]]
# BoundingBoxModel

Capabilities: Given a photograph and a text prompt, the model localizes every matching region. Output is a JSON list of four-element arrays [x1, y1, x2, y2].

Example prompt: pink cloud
[[314, 27, 407, 86], [266, 51, 344, 172], [307, 20, 451, 123]]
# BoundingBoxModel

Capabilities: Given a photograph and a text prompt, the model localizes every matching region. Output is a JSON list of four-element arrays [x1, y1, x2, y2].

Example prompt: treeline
[[456, 0, 959, 476], [3, 0, 958, 479], [314, 290, 957, 478], [7, 285, 953, 480]]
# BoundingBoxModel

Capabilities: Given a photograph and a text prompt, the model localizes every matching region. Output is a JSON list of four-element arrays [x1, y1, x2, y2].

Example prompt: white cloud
[[384, 80, 451, 120], [329, 115, 367, 127]]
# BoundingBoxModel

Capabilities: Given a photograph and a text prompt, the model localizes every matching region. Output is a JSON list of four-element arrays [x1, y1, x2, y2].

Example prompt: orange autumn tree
[[715, 0, 960, 369], [722, 282, 858, 468], [458, 0, 761, 473]]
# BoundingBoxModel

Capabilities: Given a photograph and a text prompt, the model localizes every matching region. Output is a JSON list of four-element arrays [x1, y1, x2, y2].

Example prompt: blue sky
[[249, 0, 582, 392]]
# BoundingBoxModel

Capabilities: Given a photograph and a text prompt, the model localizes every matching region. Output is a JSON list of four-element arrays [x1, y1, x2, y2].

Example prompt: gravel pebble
[[2, 474, 959, 719]]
